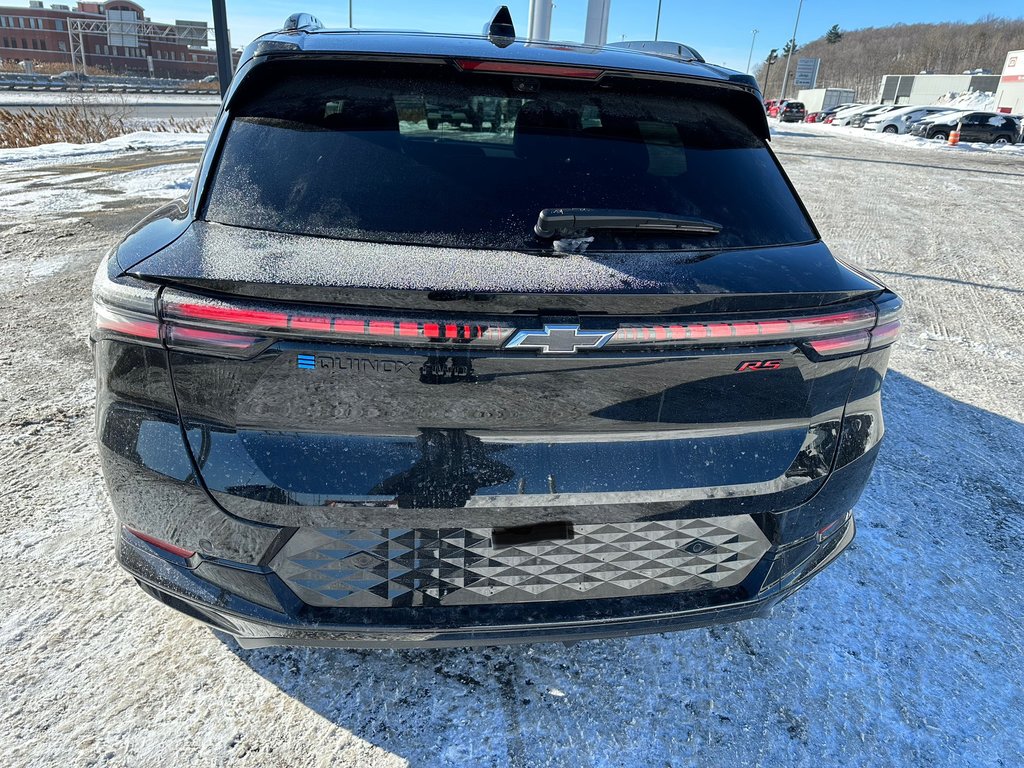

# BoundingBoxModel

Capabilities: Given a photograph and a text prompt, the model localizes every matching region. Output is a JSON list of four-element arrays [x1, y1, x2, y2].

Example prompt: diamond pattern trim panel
[[270, 516, 771, 608]]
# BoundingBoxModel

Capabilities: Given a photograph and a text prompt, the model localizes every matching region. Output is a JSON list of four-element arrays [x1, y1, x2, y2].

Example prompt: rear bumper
[[117, 512, 855, 649]]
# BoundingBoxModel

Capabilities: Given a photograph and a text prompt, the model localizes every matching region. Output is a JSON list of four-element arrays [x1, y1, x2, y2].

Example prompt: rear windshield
[[785, 102, 804, 109], [203, 60, 815, 252]]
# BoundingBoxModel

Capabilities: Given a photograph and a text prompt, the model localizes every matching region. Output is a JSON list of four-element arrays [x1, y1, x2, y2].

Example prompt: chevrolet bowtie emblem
[[504, 324, 615, 354]]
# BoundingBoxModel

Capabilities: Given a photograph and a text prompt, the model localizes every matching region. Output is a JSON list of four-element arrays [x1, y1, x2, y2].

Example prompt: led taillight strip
[[164, 301, 514, 343], [94, 303, 160, 340], [609, 307, 877, 345]]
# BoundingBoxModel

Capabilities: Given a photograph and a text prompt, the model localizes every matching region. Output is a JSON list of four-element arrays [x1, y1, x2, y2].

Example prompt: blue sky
[[123, 0, 1021, 71]]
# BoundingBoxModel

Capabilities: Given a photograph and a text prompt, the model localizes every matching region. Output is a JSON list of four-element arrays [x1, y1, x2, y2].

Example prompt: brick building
[[0, 1, 224, 78]]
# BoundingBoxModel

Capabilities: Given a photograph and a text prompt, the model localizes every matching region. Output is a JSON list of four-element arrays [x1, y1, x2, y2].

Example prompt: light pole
[[348, 0, 353, 27], [779, 0, 804, 101], [211, 0, 231, 97], [745, 28, 758, 74], [654, 0, 663, 41]]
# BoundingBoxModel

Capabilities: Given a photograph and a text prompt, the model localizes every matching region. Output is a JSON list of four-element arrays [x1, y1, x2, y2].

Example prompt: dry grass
[[0, 106, 128, 148], [0, 105, 210, 149], [0, 60, 76, 75]]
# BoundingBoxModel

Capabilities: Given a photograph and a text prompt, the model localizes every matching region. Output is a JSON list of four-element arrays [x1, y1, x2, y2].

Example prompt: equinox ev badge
[[504, 324, 614, 354]]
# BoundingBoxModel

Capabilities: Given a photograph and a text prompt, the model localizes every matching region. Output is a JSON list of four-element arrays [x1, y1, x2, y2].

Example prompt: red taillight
[[125, 527, 196, 559], [609, 305, 877, 348], [455, 59, 604, 79], [171, 303, 289, 329], [869, 320, 902, 349], [806, 331, 871, 357], [160, 293, 516, 353], [94, 303, 161, 340]]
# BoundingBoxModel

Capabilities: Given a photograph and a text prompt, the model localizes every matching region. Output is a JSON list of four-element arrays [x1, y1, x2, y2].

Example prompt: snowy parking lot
[[1, 129, 1022, 767]]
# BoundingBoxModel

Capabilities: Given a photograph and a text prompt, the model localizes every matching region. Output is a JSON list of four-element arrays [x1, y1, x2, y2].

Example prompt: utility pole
[[655, 0, 663, 41], [762, 48, 778, 92], [745, 28, 758, 74], [348, 0, 353, 28], [528, 0, 553, 40], [583, 0, 611, 46], [211, 0, 231, 97], [778, 0, 804, 101]]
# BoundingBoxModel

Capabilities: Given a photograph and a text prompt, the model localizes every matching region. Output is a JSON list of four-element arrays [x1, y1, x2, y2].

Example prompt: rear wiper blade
[[534, 208, 722, 239]]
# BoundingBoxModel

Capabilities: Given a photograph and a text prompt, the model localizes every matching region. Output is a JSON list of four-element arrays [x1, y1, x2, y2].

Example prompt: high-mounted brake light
[[455, 59, 604, 79]]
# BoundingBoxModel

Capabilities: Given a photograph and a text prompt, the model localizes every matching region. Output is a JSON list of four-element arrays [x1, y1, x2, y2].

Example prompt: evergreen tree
[[826, 24, 843, 44], [782, 40, 798, 57]]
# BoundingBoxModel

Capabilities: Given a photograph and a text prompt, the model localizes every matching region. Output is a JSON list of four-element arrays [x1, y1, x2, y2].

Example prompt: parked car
[[847, 105, 901, 128], [200, 74, 219, 84], [91, 11, 903, 648], [49, 71, 90, 84], [865, 105, 955, 134], [764, 98, 780, 115], [778, 100, 806, 122], [817, 103, 860, 123], [828, 104, 881, 126], [910, 111, 1020, 143]]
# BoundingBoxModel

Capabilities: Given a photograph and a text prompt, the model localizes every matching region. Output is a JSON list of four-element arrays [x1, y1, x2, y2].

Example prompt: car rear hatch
[[124, 56, 892, 530]]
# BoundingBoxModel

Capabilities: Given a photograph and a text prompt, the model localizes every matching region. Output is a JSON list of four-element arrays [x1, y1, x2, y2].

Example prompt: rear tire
[[883, 125, 899, 134], [931, 131, 948, 142], [993, 135, 1011, 145]]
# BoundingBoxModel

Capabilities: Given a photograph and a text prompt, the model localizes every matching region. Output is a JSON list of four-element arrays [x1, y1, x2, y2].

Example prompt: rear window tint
[[204, 61, 815, 252]]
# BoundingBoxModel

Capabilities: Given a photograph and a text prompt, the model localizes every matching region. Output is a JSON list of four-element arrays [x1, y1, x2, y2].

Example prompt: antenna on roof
[[283, 12, 324, 33], [485, 6, 516, 48]]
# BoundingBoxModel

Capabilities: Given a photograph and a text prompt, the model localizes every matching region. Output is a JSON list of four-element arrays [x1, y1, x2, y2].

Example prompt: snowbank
[[772, 121, 1024, 156], [935, 90, 997, 111], [0, 130, 208, 171]]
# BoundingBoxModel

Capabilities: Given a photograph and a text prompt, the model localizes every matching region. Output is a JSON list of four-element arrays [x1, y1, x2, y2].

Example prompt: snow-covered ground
[[773, 120, 1024, 156], [0, 132, 1022, 767], [0, 130, 208, 172], [0, 132, 205, 225]]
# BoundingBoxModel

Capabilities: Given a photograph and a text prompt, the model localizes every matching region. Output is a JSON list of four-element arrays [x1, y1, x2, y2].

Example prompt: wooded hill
[[754, 17, 1024, 101]]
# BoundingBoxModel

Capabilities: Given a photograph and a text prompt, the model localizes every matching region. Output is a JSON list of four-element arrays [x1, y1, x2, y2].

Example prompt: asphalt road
[[1, 130, 1022, 767]]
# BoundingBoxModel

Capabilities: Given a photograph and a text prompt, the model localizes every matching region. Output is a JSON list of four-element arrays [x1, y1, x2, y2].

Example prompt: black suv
[[91, 10, 902, 648], [910, 111, 1020, 144], [779, 101, 806, 122]]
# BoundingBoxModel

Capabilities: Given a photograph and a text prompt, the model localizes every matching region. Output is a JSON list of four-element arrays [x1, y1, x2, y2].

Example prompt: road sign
[[794, 58, 820, 89]]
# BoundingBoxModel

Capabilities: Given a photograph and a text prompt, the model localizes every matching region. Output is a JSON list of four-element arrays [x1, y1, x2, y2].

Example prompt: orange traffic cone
[[948, 123, 961, 145]]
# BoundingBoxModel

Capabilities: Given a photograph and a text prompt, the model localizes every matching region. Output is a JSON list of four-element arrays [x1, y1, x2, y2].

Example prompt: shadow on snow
[[222, 370, 1024, 768]]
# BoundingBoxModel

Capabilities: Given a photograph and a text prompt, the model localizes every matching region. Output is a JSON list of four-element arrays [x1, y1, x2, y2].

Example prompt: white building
[[995, 50, 1024, 114], [878, 73, 999, 105]]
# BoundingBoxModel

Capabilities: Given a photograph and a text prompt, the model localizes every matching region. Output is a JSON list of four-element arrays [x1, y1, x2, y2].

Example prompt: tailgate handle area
[[492, 521, 575, 547]]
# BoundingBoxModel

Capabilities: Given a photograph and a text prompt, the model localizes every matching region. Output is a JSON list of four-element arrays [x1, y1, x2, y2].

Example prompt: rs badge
[[735, 359, 782, 372]]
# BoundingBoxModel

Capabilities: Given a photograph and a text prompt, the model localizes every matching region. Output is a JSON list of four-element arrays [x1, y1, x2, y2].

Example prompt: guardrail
[[0, 74, 220, 96], [0, 84, 219, 94]]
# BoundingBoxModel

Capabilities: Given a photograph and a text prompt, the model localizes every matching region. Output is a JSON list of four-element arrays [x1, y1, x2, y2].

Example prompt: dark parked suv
[[778, 101, 806, 122], [910, 111, 1020, 144], [92, 10, 902, 648]]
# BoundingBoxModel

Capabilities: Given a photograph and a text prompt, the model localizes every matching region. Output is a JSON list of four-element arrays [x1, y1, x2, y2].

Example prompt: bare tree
[[753, 17, 1023, 101]]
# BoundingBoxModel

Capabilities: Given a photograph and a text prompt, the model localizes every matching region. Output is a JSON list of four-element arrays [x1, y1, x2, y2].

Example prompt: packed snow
[[0, 127, 1022, 767], [773, 120, 1024, 156], [0, 130, 208, 172]]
